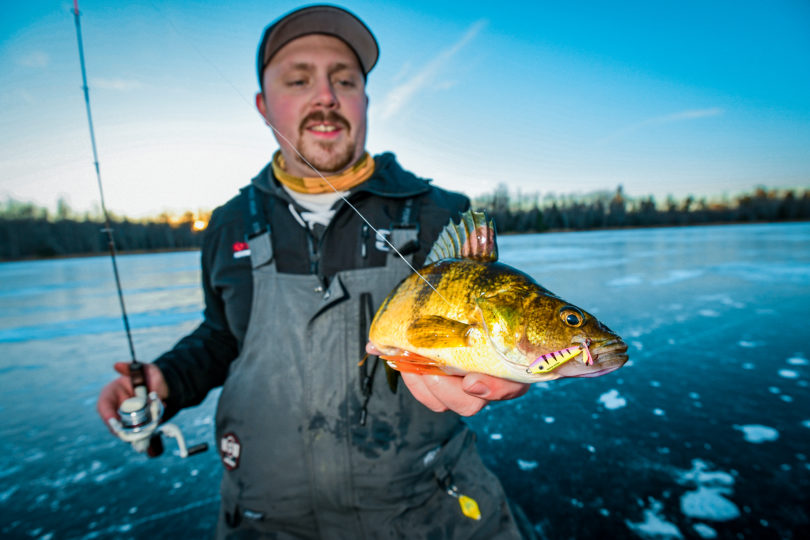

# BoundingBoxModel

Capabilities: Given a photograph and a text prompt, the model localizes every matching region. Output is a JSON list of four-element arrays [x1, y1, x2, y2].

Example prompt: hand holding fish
[[366, 343, 530, 415]]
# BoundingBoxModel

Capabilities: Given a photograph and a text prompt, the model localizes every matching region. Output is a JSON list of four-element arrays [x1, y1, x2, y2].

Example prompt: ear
[[255, 91, 268, 119]]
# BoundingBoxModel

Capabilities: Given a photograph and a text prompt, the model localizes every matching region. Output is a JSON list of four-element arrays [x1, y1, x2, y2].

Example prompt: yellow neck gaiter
[[272, 151, 375, 194]]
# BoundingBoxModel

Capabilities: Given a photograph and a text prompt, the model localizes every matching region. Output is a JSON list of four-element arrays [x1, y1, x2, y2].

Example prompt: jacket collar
[[251, 152, 431, 202]]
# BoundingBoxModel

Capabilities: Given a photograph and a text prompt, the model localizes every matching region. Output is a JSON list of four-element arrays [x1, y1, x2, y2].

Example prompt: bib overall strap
[[240, 185, 274, 269], [388, 196, 421, 265]]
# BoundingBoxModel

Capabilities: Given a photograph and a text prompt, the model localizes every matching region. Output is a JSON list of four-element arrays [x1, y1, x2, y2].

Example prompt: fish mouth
[[523, 337, 628, 380], [590, 338, 629, 363], [571, 338, 628, 377]]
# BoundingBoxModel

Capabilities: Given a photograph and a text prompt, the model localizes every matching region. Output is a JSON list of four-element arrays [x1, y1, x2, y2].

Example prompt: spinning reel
[[107, 363, 208, 458]]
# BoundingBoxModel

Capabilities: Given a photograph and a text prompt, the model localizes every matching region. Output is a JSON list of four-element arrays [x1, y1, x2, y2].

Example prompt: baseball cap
[[257, 5, 379, 87]]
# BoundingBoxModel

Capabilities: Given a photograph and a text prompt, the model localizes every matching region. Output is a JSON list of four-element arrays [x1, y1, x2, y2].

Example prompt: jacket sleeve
[[152, 218, 240, 419]]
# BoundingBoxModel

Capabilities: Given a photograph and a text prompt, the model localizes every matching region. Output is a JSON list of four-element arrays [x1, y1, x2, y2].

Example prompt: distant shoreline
[[1, 246, 200, 263], [3, 220, 806, 264]]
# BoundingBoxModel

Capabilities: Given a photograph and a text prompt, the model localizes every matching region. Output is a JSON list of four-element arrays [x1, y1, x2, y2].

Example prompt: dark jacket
[[154, 152, 469, 416]]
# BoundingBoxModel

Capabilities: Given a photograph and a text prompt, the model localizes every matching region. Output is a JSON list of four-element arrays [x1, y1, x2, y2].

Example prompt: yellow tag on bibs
[[458, 494, 481, 520]]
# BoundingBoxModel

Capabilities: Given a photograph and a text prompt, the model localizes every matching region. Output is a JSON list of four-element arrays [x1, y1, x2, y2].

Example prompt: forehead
[[267, 34, 362, 72]]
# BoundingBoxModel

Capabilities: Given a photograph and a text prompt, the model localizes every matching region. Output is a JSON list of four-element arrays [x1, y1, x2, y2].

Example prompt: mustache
[[299, 111, 350, 133]]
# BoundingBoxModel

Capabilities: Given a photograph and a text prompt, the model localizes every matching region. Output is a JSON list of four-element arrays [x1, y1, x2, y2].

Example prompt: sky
[[1, 0, 809, 218]]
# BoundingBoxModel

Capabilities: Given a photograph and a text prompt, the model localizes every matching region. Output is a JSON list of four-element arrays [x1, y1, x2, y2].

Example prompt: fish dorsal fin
[[425, 209, 498, 264]]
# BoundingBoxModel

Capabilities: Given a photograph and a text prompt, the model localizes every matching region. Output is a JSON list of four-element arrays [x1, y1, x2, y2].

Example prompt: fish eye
[[559, 307, 585, 327]]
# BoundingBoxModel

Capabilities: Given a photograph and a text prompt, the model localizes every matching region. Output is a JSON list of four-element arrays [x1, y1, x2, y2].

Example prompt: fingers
[[365, 342, 382, 356], [401, 372, 489, 417], [96, 362, 170, 434], [401, 371, 532, 417], [461, 373, 531, 401], [97, 376, 133, 432]]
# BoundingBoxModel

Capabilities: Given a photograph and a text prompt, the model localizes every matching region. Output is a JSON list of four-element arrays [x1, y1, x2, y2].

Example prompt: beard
[[295, 111, 357, 174]]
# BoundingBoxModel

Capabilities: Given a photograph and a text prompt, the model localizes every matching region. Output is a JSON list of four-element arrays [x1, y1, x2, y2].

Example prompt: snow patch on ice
[[681, 487, 740, 521], [787, 355, 808, 366], [693, 522, 718, 538], [653, 409, 666, 416], [801, 420, 810, 429], [653, 269, 703, 285], [598, 389, 627, 410], [626, 498, 683, 539], [490, 433, 503, 440], [698, 309, 720, 317], [778, 369, 799, 379], [741, 362, 755, 370], [517, 459, 539, 471], [0, 484, 19, 503], [676, 459, 740, 522], [734, 424, 779, 443], [608, 275, 643, 287], [737, 340, 761, 348], [543, 416, 555, 424]]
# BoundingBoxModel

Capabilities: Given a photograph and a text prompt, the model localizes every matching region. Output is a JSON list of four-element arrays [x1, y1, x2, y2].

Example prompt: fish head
[[476, 290, 628, 381]]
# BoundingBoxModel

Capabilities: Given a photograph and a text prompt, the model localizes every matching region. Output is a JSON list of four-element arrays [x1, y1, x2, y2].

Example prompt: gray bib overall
[[215, 188, 522, 539]]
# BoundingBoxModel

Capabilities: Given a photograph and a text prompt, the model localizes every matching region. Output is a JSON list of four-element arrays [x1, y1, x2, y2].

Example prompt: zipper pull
[[445, 483, 482, 521]]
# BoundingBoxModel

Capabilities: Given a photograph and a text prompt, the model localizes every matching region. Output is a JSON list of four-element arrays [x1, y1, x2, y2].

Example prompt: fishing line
[[145, 1, 454, 307], [265, 124, 453, 307]]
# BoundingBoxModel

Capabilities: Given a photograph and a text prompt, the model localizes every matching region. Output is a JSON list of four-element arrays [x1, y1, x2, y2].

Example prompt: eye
[[559, 306, 585, 327], [334, 77, 357, 88]]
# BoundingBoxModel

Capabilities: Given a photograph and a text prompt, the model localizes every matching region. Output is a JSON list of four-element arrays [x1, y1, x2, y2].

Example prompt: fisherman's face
[[256, 34, 368, 177]]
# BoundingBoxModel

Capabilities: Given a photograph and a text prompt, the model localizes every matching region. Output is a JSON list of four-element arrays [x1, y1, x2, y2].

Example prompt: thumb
[[113, 362, 131, 376]]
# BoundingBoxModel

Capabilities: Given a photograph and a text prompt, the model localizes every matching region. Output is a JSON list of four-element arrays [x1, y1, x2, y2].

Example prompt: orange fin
[[380, 352, 448, 376]]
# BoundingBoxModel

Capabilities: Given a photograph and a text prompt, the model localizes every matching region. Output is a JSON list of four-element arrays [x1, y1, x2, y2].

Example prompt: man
[[98, 5, 531, 538]]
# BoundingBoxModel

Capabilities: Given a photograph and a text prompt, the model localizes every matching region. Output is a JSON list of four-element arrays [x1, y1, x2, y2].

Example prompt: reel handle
[[186, 443, 209, 456]]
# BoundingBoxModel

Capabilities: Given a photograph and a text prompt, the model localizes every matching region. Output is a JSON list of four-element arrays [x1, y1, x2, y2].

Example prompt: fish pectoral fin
[[406, 316, 473, 348], [381, 352, 448, 376]]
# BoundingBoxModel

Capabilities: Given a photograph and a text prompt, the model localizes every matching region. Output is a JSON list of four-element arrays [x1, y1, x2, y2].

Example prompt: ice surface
[[734, 424, 779, 443], [3, 224, 809, 539], [598, 389, 627, 410]]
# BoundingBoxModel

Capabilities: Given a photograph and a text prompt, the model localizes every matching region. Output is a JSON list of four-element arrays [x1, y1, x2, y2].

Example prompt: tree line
[[0, 198, 205, 260], [473, 185, 810, 233], [1, 186, 808, 260]]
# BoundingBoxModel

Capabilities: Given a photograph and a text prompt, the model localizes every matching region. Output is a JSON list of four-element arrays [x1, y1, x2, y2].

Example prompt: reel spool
[[108, 390, 208, 458]]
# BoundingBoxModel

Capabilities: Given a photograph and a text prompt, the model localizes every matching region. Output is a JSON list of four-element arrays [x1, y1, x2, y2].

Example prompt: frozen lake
[[1, 223, 808, 539]]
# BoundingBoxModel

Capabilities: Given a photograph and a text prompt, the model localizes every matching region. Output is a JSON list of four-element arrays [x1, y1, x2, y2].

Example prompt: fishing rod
[[71, 0, 206, 459]]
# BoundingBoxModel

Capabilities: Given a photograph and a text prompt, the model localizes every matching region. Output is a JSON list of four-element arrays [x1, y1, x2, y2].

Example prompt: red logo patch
[[232, 241, 250, 259], [220, 432, 241, 470]]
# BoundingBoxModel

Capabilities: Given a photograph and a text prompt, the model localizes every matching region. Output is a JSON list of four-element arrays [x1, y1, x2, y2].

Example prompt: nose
[[312, 77, 338, 109]]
